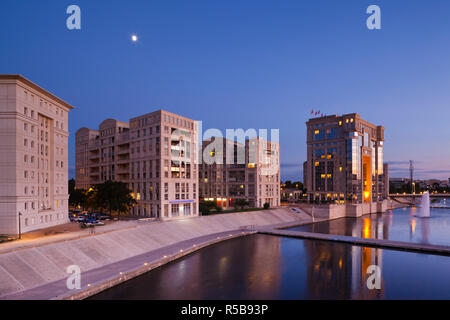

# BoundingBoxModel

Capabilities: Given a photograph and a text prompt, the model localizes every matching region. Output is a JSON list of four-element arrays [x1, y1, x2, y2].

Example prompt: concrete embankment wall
[[0, 208, 302, 298]]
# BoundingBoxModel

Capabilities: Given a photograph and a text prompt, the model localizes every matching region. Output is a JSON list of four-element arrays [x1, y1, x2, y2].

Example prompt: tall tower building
[[0, 75, 74, 235], [75, 110, 199, 219], [304, 113, 387, 205]]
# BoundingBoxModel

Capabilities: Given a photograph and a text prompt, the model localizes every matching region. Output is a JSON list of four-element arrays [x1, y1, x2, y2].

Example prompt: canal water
[[90, 234, 450, 300], [288, 206, 450, 246]]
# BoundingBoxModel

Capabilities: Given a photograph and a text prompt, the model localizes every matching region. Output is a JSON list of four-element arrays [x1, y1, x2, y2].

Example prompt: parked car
[[75, 215, 87, 222], [84, 217, 98, 224], [96, 214, 112, 220], [88, 213, 111, 220]]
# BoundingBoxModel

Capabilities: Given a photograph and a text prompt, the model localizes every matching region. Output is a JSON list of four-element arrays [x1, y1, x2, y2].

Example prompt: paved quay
[[4, 204, 441, 300], [258, 228, 450, 256], [3, 229, 256, 300], [0, 220, 139, 254], [0, 208, 312, 300]]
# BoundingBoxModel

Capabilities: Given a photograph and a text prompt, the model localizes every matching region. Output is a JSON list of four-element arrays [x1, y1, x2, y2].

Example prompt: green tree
[[96, 181, 136, 219], [86, 186, 102, 212], [282, 181, 305, 191], [69, 179, 76, 194]]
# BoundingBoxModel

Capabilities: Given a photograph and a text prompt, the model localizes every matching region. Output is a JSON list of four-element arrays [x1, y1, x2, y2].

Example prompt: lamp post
[[18, 212, 22, 240]]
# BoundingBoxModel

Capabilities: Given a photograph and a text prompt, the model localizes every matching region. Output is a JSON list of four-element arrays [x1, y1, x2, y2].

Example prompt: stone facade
[[0, 75, 74, 235], [75, 110, 199, 220]]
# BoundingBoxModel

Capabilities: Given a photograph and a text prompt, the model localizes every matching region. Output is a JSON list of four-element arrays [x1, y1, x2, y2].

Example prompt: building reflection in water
[[304, 213, 392, 241], [98, 235, 283, 300], [410, 218, 416, 240], [303, 218, 385, 299], [88, 232, 450, 300], [421, 218, 430, 244]]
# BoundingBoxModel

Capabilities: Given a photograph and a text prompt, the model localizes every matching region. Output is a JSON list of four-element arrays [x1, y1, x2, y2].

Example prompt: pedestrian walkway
[[3, 229, 256, 300], [0, 207, 310, 299], [258, 228, 450, 256], [0, 220, 138, 254]]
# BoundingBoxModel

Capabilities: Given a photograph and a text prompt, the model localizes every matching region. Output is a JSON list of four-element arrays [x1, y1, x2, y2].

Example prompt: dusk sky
[[1, 0, 450, 181]]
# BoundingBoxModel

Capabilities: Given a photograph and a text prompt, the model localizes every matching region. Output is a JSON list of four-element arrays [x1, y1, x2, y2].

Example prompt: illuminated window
[[338, 121, 342, 126], [321, 174, 326, 179], [314, 130, 320, 134], [346, 119, 349, 123], [315, 162, 319, 167], [248, 163, 256, 168], [339, 167, 343, 172], [350, 118, 354, 123]]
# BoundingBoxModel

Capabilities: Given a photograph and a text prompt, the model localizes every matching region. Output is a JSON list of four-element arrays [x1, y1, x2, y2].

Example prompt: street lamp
[[18, 212, 22, 240]]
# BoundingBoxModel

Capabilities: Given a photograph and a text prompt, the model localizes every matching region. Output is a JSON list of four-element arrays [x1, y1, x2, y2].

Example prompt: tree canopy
[[69, 180, 136, 218]]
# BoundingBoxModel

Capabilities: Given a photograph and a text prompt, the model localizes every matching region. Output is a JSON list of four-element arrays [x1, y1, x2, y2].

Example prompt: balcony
[[116, 147, 130, 155], [116, 166, 129, 174], [89, 152, 100, 160]]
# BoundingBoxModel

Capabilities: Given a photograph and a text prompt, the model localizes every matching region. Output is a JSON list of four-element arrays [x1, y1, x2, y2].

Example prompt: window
[[171, 204, 179, 217], [164, 204, 169, 217]]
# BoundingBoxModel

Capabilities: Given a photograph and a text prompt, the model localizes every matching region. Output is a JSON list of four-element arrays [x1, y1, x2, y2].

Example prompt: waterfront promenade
[[0, 208, 314, 300], [3, 202, 446, 300]]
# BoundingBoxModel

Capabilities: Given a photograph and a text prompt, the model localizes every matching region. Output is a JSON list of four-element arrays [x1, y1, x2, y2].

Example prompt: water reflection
[[421, 218, 429, 244], [289, 206, 450, 246], [303, 240, 384, 299], [90, 235, 450, 300]]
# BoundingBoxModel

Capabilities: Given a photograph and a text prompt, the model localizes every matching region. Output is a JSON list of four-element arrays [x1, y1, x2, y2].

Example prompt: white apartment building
[[0, 75, 74, 235], [76, 110, 199, 219]]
